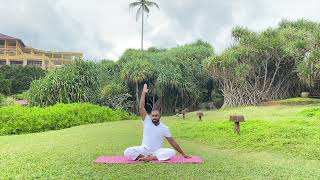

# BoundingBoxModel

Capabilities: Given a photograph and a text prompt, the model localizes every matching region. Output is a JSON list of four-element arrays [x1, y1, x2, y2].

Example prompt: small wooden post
[[196, 111, 204, 121], [229, 115, 245, 134], [181, 108, 189, 119]]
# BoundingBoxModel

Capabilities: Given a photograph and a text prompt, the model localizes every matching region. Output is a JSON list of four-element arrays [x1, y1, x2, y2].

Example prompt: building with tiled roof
[[0, 33, 82, 69]]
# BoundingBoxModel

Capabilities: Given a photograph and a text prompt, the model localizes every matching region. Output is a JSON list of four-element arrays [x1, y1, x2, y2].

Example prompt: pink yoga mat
[[95, 156, 204, 164]]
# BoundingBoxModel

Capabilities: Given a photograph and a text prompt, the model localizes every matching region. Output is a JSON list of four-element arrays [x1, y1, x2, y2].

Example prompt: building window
[[62, 55, 71, 59], [27, 60, 42, 67], [23, 49, 32, 54], [0, 40, 5, 48], [7, 50, 16, 55], [34, 51, 43, 55], [7, 41, 16, 47], [10, 60, 23, 66], [0, 50, 5, 54], [45, 53, 52, 58], [53, 54, 62, 58]]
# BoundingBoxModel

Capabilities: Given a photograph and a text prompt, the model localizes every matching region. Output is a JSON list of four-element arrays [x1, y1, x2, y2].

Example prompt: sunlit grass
[[1, 104, 320, 178]]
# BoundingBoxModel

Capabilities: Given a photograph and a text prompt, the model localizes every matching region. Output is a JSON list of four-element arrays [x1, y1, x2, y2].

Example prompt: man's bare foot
[[138, 155, 158, 162], [134, 154, 145, 161]]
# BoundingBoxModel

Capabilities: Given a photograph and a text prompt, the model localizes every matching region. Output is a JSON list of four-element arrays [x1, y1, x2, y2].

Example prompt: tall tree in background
[[129, 0, 159, 51], [119, 41, 215, 114], [206, 19, 320, 107], [121, 59, 155, 113]]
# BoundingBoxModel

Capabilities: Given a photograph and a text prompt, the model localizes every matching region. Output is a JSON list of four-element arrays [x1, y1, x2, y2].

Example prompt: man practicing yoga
[[124, 84, 190, 162]]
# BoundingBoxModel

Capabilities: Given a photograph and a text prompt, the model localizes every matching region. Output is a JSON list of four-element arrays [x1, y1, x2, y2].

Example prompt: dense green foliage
[[50, 42, 215, 114], [119, 40, 215, 114], [28, 60, 102, 106], [0, 93, 4, 105], [0, 103, 130, 136], [0, 74, 11, 95], [0, 65, 46, 95], [206, 19, 320, 107], [0, 96, 17, 106], [280, 20, 320, 89], [98, 60, 134, 111], [6, 19, 320, 113]]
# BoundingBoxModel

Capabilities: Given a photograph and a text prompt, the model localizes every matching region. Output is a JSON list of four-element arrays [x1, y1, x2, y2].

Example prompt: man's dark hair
[[151, 109, 160, 113], [151, 109, 161, 116]]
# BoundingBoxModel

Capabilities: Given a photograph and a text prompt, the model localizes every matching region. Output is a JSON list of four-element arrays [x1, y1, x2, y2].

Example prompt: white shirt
[[141, 115, 172, 152]]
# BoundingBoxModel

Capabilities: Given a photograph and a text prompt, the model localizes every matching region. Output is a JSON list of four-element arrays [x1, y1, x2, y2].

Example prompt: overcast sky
[[1, 0, 319, 60]]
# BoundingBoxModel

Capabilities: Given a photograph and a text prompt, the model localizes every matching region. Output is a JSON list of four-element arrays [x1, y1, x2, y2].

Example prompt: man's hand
[[181, 153, 191, 158], [166, 137, 191, 158], [143, 83, 149, 94]]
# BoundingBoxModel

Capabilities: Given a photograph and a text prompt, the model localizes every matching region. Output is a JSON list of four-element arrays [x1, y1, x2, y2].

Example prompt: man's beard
[[152, 119, 160, 125]]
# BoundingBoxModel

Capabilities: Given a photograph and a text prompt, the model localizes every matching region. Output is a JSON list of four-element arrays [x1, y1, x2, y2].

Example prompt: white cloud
[[1, 0, 320, 59]]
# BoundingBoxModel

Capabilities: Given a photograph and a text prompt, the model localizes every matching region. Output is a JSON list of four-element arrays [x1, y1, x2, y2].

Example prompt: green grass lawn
[[1, 104, 320, 179], [273, 97, 320, 102]]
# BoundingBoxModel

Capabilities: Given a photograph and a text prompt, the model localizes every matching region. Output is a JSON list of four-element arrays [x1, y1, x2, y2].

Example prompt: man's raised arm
[[140, 83, 148, 120]]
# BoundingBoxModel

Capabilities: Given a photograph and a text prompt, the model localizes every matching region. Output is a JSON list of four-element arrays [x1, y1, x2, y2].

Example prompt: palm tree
[[129, 0, 159, 51]]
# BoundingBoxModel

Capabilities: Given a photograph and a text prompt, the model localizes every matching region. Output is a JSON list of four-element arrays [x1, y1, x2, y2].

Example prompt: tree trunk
[[141, 10, 144, 51]]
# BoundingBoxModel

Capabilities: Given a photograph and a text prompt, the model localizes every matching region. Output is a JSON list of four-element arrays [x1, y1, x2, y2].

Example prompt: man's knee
[[155, 148, 176, 160], [124, 147, 134, 156], [167, 149, 176, 157], [124, 146, 145, 160]]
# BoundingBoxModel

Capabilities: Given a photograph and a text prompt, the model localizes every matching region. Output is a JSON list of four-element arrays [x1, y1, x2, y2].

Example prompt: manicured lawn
[[170, 104, 320, 159], [1, 104, 320, 179], [274, 97, 320, 102]]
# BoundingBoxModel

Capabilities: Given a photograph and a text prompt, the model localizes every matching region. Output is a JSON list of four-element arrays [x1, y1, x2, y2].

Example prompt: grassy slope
[[1, 105, 320, 179], [169, 104, 320, 159], [274, 97, 320, 102]]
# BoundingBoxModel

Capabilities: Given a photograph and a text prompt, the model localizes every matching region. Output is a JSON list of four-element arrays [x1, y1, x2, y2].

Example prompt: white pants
[[124, 146, 176, 161]]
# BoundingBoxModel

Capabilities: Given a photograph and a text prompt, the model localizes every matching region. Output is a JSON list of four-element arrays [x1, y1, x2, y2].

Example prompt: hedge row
[[0, 103, 130, 136]]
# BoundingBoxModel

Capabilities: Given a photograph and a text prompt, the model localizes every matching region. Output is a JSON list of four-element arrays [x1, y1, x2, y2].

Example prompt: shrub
[[28, 60, 102, 106], [2, 97, 17, 106], [0, 74, 11, 95], [13, 91, 29, 100], [0, 65, 46, 95], [0, 93, 4, 106], [0, 103, 130, 136], [97, 60, 134, 111]]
